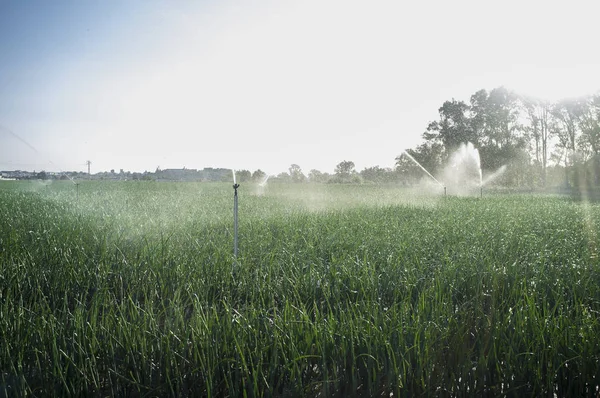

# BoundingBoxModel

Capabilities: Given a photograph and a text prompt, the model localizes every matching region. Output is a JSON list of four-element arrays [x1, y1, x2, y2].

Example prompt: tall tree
[[308, 169, 328, 183], [576, 94, 600, 184], [333, 160, 357, 183], [288, 164, 306, 183], [470, 87, 525, 171], [334, 160, 356, 177], [553, 98, 581, 186], [236, 169, 252, 182], [521, 96, 554, 187], [423, 99, 475, 160], [252, 169, 266, 182]]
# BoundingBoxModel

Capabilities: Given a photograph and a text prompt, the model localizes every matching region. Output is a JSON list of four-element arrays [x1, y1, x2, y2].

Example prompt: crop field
[[1, 180, 600, 396]]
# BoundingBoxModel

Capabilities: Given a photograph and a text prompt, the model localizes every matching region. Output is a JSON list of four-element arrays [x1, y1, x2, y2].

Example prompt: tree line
[[269, 87, 600, 188], [402, 87, 600, 188]]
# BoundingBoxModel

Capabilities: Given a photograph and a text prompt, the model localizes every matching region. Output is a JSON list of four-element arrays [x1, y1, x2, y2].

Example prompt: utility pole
[[86, 160, 91, 179]]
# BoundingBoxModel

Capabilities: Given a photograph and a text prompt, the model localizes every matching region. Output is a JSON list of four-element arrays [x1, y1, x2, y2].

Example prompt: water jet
[[443, 142, 482, 196], [402, 150, 446, 195], [259, 174, 270, 187]]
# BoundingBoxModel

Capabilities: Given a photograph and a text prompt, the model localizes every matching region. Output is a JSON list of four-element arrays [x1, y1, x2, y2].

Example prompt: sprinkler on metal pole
[[76, 183, 79, 202], [480, 185, 483, 199], [233, 183, 239, 258], [444, 186, 447, 197]]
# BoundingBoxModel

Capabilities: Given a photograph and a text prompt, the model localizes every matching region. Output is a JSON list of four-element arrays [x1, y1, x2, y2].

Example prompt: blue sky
[[1, 0, 600, 175]]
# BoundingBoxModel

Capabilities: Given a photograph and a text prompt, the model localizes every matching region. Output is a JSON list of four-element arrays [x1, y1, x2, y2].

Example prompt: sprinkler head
[[233, 183, 240, 189]]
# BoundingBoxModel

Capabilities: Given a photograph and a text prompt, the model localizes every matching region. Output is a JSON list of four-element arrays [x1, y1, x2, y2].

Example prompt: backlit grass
[[1, 181, 599, 396]]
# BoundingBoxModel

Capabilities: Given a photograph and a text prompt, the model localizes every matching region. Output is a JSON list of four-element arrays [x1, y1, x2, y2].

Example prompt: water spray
[[402, 150, 446, 196], [232, 169, 239, 259], [259, 174, 270, 187], [480, 165, 508, 198]]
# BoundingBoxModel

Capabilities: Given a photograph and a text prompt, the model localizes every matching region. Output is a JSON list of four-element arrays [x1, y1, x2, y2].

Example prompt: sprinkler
[[444, 186, 447, 197], [233, 182, 240, 258]]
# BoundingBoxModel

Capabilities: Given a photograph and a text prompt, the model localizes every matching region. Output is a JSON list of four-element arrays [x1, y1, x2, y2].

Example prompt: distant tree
[[36, 170, 47, 180], [360, 166, 393, 183], [308, 169, 330, 183], [553, 98, 582, 186], [274, 172, 291, 183], [521, 96, 555, 187], [576, 94, 600, 184], [252, 169, 266, 182], [331, 161, 358, 183], [308, 169, 322, 182], [334, 160, 355, 177], [236, 169, 252, 182], [288, 164, 306, 183]]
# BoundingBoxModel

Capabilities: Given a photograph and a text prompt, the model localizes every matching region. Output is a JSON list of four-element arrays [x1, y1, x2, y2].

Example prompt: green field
[[1, 180, 599, 396]]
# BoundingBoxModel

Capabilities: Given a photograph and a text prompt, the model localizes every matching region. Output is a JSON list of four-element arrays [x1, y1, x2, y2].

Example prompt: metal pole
[[76, 183, 79, 201], [444, 186, 447, 197], [233, 183, 239, 258], [480, 185, 483, 198]]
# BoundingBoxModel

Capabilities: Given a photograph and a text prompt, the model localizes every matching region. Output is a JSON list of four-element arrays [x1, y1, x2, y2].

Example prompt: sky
[[1, 0, 600, 175]]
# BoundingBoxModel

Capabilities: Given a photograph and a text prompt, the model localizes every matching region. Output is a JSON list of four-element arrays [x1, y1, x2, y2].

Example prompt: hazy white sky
[[1, 0, 600, 174]]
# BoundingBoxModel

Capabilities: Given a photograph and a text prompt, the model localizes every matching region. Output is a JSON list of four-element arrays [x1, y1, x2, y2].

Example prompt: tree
[[401, 142, 444, 175], [252, 169, 266, 182], [288, 164, 306, 183], [521, 96, 555, 187], [395, 147, 438, 185], [424, 99, 475, 159], [470, 87, 526, 171], [553, 98, 581, 186], [414, 86, 599, 189], [360, 166, 393, 184], [331, 161, 358, 183], [274, 172, 291, 182], [334, 160, 355, 177], [308, 169, 328, 183], [576, 94, 600, 185], [236, 169, 252, 182]]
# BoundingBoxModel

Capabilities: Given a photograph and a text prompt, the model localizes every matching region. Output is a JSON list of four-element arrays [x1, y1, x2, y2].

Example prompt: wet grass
[[1, 181, 599, 396]]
